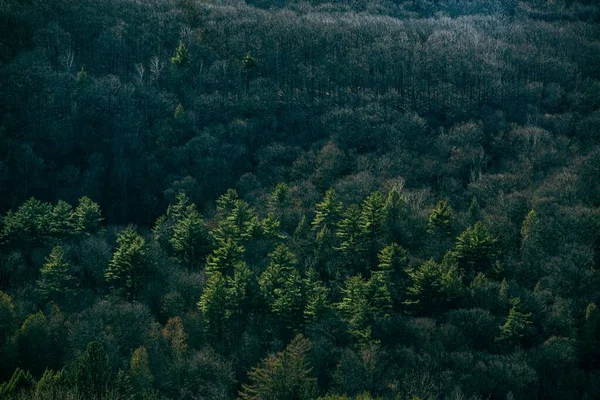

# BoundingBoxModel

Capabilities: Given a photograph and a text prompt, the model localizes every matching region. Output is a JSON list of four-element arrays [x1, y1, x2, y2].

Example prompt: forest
[[1, 0, 600, 398]]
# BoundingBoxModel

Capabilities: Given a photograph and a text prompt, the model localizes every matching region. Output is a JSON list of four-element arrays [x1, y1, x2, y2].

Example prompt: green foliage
[[336, 205, 366, 260], [497, 297, 532, 346], [105, 226, 148, 300], [239, 334, 317, 400], [404, 259, 463, 314], [303, 268, 329, 323], [1, 198, 53, 243], [312, 189, 343, 232], [37, 246, 73, 300], [206, 238, 245, 275], [51, 200, 75, 236], [35, 369, 66, 399], [171, 41, 190, 67], [384, 188, 408, 242], [242, 53, 258, 72], [260, 245, 304, 330], [453, 222, 497, 277], [72, 341, 112, 400], [73, 197, 103, 234], [0, 368, 34, 398], [170, 203, 210, 269], [427, 200, 453, 236], [130, 346, 153, 395]]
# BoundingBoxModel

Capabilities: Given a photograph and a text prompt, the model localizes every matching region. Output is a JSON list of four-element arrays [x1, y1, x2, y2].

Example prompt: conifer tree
[[427, 200, 453, 236], [360, 192, 386, 267], [51, 200, 75, 236], [312, 189, 343, 232], [404, 259, 463, 314], [206, 238, 245, 276], [239, 334, 317, 400], [73, 197, 103, 234], [304, 268, 329, 324], [38, 246, 73, 300], [336, 275, 374, 344], [130, 346, 153, 395], [105, 226, 148, 300], [336, 204, 366, 270], [497, 297, 532, 346], [198, 272, 230, 343], [73, 342, 112, 400], [171, 41, 190, 67], [170, 204, 210, 269], [454, 221, 497, 277]]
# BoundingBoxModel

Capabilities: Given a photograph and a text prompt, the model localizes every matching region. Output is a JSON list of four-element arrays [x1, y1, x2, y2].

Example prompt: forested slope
[[1, 0, 600, 399]]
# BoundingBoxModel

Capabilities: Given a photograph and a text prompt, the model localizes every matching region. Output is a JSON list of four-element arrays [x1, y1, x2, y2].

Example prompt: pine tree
[[38, 246, 73, 300], [239, 334, 317, 400], [360, 192, 386, 259], [497, 297, 532, 346], [171, 41, 190, 67], [404, 259, 463, 314], [216, 189, 240, 217], [51, 200, 75, 236], [304, 268, 329, 324], [198, 272, 230, 343], [336, 275, 374, 344], [73, 342, 112, 400], [336, 204, 366, 270], [73, 197, 103, 234], [427, 200, 453, 236], [260, 245, 304, 330], [105, 226, 148, 300], [312, 188, 343, 232], [0, 368, 34, 398], [454, 221, 497, 277], [170, 204, 210, 269], [206, 238, 245, 276]]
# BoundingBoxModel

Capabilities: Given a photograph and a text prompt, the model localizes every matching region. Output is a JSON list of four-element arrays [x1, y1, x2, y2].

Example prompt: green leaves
[[497, 297, 532, 346], [171, 41, 190, 67]]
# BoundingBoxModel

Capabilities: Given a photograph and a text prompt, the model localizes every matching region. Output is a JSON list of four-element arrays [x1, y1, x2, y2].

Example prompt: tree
[[312, 189, 343, 232], [453, 222, 497, 278], [497, 297, 532, 347], [336, 205, 366, 272], [171, 41, 190, 67], [198, 271, 230, 344], [130, 346, 153, 396], [374, 243, 408, 308], [50, 200, 75, 236], [336, 275, 375, 344], [404, 259, 463, 314], [170, 204, 210, 269], [1, 198, 53, 244], [427, 200, 453, 236], [105, 226, 148, 300], [360, 192, 386, 267], [260, 245, 304, 331], [37, 246, 73, 300], [206, 238, 245, 276], [73, 197, 103, 234], [239, 334, 317, 400], [0, 368, 34, 398], [303, 268, 329, 324], [72, 341, 112, 400]]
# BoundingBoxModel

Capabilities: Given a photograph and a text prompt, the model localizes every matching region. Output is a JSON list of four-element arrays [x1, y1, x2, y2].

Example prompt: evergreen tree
[[304, 268, 329, 324], [312, 189, 343, 232], [170, 204, 210, 269], [360, 192, 386, 267], [171, 41, 190, 67], [336, 275, 374, 344], [105, 226, 148, 300], [50, 200, 75, 236], [497, 297, 532, 346], [336, 204, 366, 271], [260, 245, 304, 330], [130, 346, 153, 396], [427, 200, 453, 236], [1, 198, 54, 244], [239, 334, 317, 400], [404, 259, 463, 314], [206, 238, 245, 276], [72, 342, 112, 400], [37, 246, 73, 300], [73, 197, 103, 234], [453, 221, 497, 277], [198, 272, 230, 344], [0, 368, 34, 398]]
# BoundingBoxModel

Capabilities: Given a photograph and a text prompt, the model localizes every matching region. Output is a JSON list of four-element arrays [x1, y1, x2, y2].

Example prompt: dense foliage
[[1, 0, 600, 398]]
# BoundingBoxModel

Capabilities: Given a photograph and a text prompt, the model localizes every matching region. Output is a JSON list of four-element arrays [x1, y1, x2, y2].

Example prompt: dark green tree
[[170, 204, 210, 269], [171, 41, 190, 67], [37, 246, 73, 300], [105, 226, 148, 300], [73, 197, 103, 234], [497, 297, 532, 347], [72, 342, 112, 400]]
